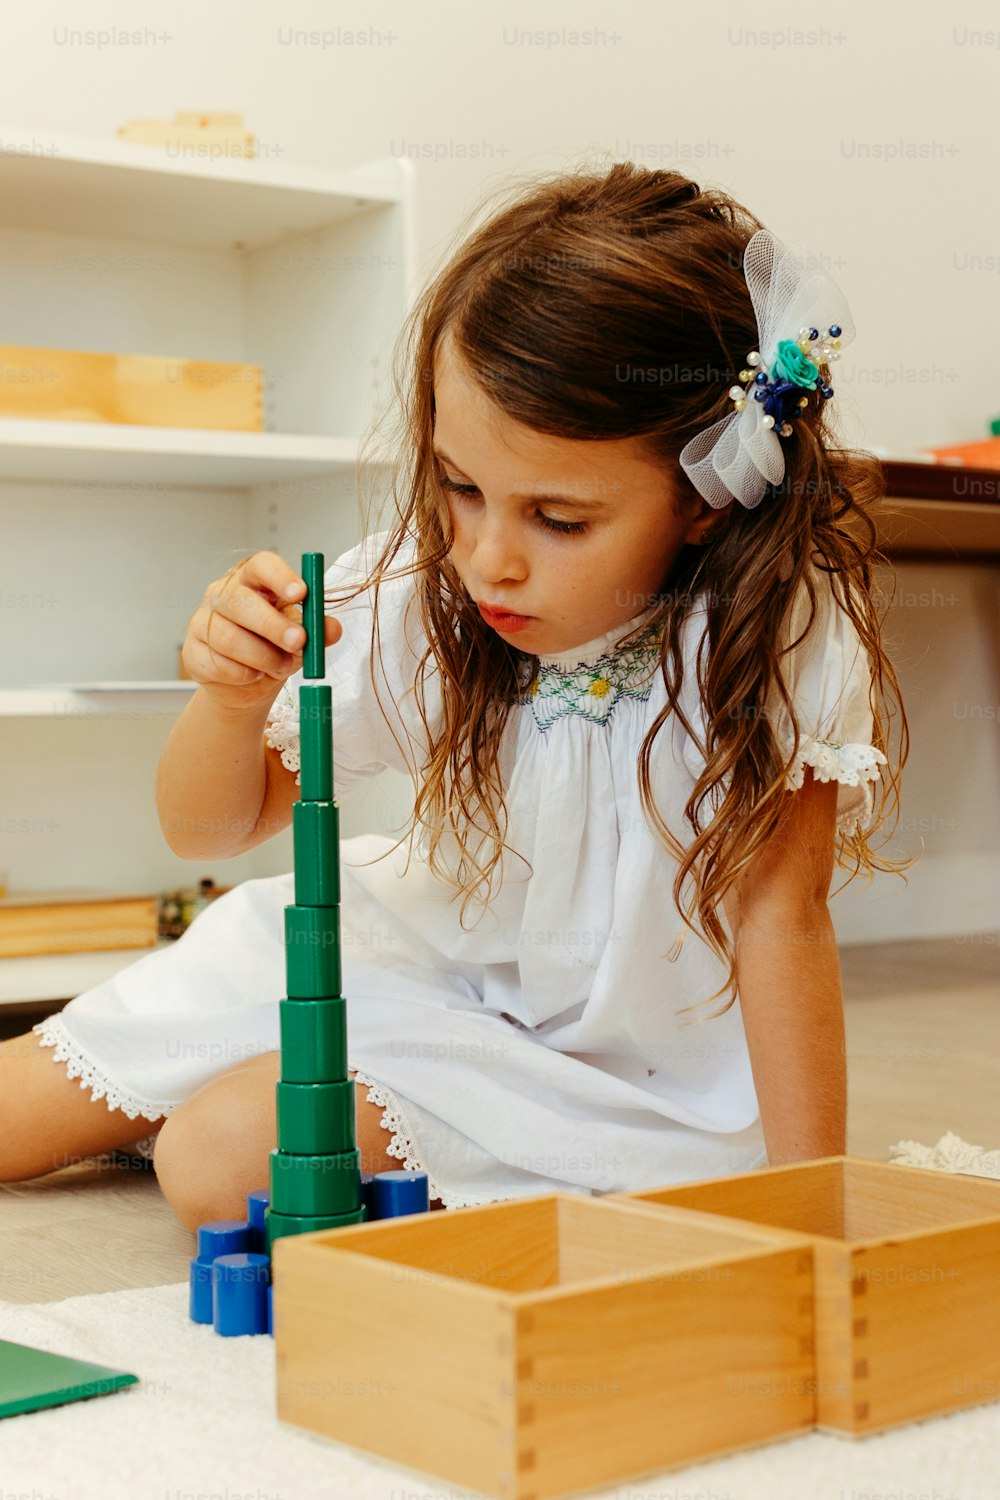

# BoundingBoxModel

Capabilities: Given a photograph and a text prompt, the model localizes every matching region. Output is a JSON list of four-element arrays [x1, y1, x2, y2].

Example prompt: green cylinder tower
[[265, 552, 366, 1251]]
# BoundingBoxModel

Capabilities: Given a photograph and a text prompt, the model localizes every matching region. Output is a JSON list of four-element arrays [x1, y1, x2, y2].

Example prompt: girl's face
[[432, 334, 723, 655]]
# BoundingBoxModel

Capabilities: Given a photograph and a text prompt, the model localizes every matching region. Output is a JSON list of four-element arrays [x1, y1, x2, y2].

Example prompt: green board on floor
[[0, 1338, 138, 1418]]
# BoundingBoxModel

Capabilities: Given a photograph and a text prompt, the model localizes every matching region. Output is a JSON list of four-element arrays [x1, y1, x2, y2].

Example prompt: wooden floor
[[1, 932, 997, 1305]]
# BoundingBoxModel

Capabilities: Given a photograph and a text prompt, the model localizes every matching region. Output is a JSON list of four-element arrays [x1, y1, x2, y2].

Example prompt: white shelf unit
[[0, 421, 364, 487], [0, 126, 416, 1006]]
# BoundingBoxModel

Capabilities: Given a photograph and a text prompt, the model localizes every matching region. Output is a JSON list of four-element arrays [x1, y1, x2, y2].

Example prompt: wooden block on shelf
[[118, 110, 247, 131], [272, 1192, 815, 1500], [116, 111, 254, 157], [173, 111, 247, 129], [613, 1154, 1000, 1436], [0, 345, 263, 433], [0, 888, 158, 957]]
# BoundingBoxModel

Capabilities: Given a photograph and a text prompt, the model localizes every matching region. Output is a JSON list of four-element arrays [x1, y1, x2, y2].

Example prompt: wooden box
[[117, 109, 256, 158], [0, 344, 263, 432], [272, 1192, 816, 1500], [0, 888, 158, 957], [615, 1154, 1000, 1436]]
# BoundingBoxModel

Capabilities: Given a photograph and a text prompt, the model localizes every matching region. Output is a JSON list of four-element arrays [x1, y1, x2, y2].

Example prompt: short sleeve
[[769, 570, 887, 834], [677, 569, 887, 836], [264, 530, 435, 794]]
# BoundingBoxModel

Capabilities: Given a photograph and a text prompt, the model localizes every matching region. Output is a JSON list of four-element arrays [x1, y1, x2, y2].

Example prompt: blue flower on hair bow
[[678, 228, 856, 510]]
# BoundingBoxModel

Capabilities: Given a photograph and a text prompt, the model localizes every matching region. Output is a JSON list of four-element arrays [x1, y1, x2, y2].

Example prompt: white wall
[[1, 0, 997, 944]]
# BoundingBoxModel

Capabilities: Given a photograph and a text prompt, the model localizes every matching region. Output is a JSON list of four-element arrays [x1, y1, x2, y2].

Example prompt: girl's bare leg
[[151, 1050, 445, 1232], [0, 1028, 166, 1182], [0, 1030, 444, 1227]]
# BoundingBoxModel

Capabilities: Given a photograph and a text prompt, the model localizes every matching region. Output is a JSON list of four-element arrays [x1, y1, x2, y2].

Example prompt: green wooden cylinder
[[302, 552, 326, 680], [299, 684, 332, 803], [269, 1147, 362, 1217], [292, 800, 340, 907], [279, 997, 348, 1083], [285, 905, 341, 998], [276, 1079, 356, 1156], [266, 1203, 366, 1252]]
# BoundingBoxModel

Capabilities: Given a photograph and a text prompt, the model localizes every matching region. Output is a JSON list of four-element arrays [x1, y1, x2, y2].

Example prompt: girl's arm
[[722, 771, 847, 1165], [156, 687, 275, 860]]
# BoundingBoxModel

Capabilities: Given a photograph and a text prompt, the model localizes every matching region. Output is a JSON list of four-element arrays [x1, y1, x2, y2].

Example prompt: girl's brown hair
[[330, 159, 911, 1021]]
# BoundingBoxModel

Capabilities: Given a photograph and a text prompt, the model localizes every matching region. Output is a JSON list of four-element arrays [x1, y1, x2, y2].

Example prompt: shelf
[[879, 459, 1000, 561], [0, 941, 175, 1007], [0, 418, 373, 488], [0, 125, 400, 251], [0, 128, 413, 926], [0, 684, 197, 717], [882, 458, 1000, 503]]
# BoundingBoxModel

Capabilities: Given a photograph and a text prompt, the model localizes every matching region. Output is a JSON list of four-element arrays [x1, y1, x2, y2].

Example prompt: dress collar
[[520, 603, 663, 670]]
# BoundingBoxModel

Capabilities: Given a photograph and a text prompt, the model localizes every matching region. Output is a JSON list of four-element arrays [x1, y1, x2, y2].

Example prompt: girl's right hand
[[182, 551, 343, 712]]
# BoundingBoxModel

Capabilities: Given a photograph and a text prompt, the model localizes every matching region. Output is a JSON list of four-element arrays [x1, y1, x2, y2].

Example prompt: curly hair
[[324, 159, 912, 1023]]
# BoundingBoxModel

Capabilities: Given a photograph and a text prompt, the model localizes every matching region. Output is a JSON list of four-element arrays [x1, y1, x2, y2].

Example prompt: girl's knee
[[152, 1060, 414, 1232], [154, 1111, 273, 1233], [153, 1056, 280, 1232], [152, 1107, 223, 1233]]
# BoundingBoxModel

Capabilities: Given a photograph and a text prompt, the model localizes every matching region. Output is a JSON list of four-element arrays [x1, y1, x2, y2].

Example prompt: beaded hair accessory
[[679, 227, 856, 509]]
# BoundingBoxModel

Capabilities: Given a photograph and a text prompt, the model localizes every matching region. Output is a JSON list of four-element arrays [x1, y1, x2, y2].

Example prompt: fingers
[[202, 611, 298, 682], [238, 550, 306, 605], [209, 553, 342, 658], [207, 558, 305, 658], [187, 553, 343, 694]]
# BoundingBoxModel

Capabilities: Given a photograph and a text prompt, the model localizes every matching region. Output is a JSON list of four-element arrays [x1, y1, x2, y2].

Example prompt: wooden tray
[[614, 1154, 1000, 1435], [0, 888, 158, 956], [272, 1191, 815, 1500], [0, 344, 263, 432]]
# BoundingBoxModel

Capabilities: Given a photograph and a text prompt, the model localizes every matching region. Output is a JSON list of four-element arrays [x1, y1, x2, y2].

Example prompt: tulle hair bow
[[679, 227, 856, 509]]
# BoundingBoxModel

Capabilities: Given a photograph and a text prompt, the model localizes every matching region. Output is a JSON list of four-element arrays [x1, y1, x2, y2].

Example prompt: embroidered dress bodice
[[512, 611, 664, 732]]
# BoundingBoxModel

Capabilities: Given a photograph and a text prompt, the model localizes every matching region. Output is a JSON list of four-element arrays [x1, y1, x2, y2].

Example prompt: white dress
[[34, 531, 887, 1208]]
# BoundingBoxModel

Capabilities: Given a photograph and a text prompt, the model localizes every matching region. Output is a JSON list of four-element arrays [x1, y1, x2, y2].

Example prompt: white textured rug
[[1, 1135, 998, 1500], [888, 1129, 1000, 1178]]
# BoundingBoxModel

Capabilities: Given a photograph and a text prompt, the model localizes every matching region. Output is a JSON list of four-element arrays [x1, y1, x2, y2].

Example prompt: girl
[[0, 163, 908, 1232]]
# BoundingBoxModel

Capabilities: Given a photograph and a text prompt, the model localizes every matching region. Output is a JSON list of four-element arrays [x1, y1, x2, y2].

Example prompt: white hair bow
[[679, 228, 856, 510]]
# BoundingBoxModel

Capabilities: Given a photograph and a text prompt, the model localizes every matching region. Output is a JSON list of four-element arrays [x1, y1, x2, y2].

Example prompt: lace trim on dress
[[352, 1068, 517, 1211], [785, 737, 888, 835], [263, 683, 303, 787], [32, 1014, 175, 1131]]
